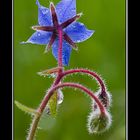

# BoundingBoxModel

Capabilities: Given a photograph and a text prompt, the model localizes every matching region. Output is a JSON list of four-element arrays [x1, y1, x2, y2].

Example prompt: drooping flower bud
[[87, 110, 112, 134]]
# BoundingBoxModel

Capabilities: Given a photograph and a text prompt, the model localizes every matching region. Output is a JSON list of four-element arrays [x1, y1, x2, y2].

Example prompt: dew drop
[[71, 9, 75, 13], [45, 106, 50, 115], [38, 33, 41, 36], [50, 73, 56, 78], [57, 90, 64, 105], [72, 25, 76, 28], [42, 9, 49, 15], [77, 40, 81, 43], [59, 13, 62, 16], [20, 41, 26, 44]]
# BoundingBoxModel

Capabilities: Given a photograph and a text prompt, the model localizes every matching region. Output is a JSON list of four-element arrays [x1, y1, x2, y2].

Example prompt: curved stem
[[27, 82, 105, 140], [62, 69, 106, 92], [27, 114, 41, 140], [50, 83, 106, 114], [27, 77, 62, 140], [40, 82, 105, 117]]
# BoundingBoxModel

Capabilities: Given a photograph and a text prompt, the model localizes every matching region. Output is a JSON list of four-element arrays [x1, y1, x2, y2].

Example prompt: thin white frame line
[[126, 0, 128, 140], [12, 0, 14, 139], [12, 0, 127, 139]]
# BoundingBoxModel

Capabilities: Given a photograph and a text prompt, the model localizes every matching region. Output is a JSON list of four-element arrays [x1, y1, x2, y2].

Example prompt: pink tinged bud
[[98, 91, 112, 109], [92, 91, 112, 111]]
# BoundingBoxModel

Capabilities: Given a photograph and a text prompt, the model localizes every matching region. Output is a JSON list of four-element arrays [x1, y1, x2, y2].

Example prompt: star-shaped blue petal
[[23, 0, 95, 66], [27, 31, 52, 45], [36, 0, 52, 26], [65, 22, 95, 43], [56, 0, 76, 23]]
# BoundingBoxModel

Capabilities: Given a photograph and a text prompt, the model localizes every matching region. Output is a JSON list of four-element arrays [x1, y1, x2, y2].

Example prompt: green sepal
[[48, 91, 58, 117], [37, 67, 63, 78], [15, 100, 37, 115]]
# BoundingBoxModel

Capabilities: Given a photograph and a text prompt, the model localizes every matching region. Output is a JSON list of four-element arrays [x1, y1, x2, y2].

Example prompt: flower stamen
[[45, 33, 56, 52], [60, 13, 82, 29], [50, 2, 59, 27], [32, 26, 55, 32], [63, 33, 77, 50]]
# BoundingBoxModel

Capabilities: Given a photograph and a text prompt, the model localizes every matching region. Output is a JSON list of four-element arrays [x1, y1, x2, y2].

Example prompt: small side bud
[[87, 110, 112, 134], [97, 91, 112, 109], [92, 90, 112, 110]]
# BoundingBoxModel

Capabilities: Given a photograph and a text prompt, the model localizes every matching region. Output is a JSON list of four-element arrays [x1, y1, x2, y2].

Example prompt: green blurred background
[[14, 0, 125, 139]]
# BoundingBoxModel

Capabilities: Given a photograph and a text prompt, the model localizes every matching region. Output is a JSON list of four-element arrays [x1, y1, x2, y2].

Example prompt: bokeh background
[[14, 0, 125, 139]]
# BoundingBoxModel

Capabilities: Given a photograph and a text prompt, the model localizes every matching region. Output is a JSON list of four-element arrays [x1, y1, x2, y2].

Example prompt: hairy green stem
[[27, 113, 41, 140], [27, 26, 64, 140], [27, 75, 62, 140]]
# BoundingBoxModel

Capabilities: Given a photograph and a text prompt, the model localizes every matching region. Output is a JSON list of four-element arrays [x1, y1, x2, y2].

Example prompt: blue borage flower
[[23, 0, 95, 66]]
